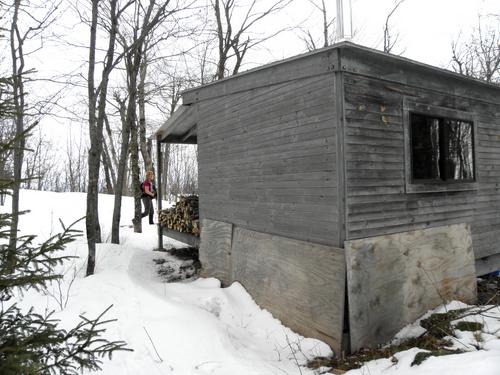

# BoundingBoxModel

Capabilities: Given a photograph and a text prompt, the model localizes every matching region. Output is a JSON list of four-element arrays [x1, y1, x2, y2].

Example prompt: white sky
[[264, 0, 499, 69], [11, 0, 498, 148], [34, 0, 499, 86]]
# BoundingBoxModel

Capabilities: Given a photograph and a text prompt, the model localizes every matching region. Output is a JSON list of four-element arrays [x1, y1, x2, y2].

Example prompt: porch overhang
[[155, 104, 197, 144]]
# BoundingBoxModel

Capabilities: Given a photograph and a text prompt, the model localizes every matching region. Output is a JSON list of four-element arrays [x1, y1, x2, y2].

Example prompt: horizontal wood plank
[[343, 72, 500, 264]]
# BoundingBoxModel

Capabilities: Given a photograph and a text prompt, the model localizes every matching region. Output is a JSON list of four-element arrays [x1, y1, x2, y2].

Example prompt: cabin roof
[[155, 41, 500, 143]]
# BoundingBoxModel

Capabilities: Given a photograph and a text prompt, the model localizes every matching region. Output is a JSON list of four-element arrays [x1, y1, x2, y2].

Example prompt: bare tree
[[0, 81, 15, 206], [111, 0, 181, 242], [451, 16, 500, 83], [383, 0, 406, 54], [103, 113, 119, 189], [86, 0, 133, 275], [300, 0, 336, 51], [212, 0, 293, 80], [23, 128, 58, 191], [65, 126, 88, 193], [101, 135, 115, 194], [154, 64, 197, 201], [0, 117, 14, 206], [166, 144, 198, 200], [138, 41, 153, 174], [7, 0, 61, 260]]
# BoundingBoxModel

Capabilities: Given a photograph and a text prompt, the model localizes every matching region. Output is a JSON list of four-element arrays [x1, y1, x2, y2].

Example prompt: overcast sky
[[34, 0, 500, 80], [263, 0, 499, 69], [19, 0, 499, 147]]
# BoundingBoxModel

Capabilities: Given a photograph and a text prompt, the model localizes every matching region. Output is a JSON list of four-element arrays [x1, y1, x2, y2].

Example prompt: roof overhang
[[155, 104, 197, 144]]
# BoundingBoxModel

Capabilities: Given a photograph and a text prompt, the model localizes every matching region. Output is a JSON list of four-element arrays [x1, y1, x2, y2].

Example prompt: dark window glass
[[445, 120, 474, 180], [410, 113, 474, 182], [411, 114, 441, 180]]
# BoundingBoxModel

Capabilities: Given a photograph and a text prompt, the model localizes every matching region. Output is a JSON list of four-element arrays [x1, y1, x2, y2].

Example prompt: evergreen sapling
[[0, 90, 131, 375]]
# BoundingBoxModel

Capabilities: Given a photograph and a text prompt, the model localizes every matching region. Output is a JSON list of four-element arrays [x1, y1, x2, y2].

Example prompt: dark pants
[[141, 196, 154, 224]]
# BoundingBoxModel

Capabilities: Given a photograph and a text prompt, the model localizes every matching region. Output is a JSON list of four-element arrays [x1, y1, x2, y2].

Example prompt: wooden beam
[[163, 135, 197, 144], [335, 48, 347, 248], [156, 138, 164, 250], [162, 227, 200, 248], [476, 254, 500, 276], [182, 125, 198, 142]]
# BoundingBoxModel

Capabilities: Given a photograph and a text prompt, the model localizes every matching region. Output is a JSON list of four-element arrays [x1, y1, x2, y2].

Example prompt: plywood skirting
[[345, 223, 477, 351], [199, 219, 233, 285], [230, 227, 346, 355]]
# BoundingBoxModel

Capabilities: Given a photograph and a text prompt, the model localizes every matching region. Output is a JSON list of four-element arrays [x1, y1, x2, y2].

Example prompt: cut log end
[[159, 195, 199, 237]]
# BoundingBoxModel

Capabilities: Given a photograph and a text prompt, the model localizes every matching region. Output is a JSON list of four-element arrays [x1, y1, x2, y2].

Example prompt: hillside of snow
[[2, 190, 331, 375], [2, 189, 500, 375]]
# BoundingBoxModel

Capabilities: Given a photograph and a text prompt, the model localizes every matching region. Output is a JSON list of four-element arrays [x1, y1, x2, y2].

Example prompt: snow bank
[[2, 190, 331, 375]]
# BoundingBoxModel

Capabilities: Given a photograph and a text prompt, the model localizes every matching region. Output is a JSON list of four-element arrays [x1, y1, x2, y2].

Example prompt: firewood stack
[[159, 195, 200, 236]]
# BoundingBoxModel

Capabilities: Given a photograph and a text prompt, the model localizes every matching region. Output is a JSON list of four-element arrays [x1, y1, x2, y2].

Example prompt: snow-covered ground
[[3, 190, 331, 375], [2, 190, 500, 374], [348, 300, 500, 375]]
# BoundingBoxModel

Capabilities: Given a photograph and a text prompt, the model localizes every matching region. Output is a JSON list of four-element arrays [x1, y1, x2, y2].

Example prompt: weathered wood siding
[[341, 52, 500, 272], [196, 72, 339, 245]]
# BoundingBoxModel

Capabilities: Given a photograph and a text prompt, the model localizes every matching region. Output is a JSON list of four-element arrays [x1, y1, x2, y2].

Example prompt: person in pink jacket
[[141, 170, 156, 225]]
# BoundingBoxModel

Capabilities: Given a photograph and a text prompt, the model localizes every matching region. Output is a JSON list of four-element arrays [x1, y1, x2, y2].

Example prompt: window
[[411, 113, 475, 182], [404, 100, 477, 193]]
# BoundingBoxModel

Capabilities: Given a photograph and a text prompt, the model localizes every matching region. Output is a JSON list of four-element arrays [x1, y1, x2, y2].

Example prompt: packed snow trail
[[5, 190, 331, 375]]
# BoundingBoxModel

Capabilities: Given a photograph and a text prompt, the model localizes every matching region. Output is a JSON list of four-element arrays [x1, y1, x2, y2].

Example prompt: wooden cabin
[[155, 42, 500, 354]]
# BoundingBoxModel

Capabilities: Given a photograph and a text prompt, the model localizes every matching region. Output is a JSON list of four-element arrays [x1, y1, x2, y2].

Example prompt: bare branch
[[383, 0, 406, 54]]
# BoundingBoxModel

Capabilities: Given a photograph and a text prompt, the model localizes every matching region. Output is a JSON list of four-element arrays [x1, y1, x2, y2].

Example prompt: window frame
[[403, 99, 478, 194]]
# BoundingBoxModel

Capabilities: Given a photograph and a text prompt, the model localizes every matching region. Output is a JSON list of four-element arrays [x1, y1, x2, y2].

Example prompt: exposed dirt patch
[[153, 246, 201, 282]]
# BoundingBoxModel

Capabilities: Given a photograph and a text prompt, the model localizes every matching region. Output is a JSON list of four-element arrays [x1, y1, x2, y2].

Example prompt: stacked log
[[159, 195, 200, 236]]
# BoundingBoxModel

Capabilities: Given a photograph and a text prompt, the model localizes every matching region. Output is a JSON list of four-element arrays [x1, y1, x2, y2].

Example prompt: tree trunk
[[127, 55, 142, 233], [85, 0, 99, 277], [111, 95, 131, 243], [114, 47, 142, 237], [321, 0, 328, 47], [8, 0, 25, 267], [131, 113, 142, 233], [104, 112, 119, 170], [102, 144, 114, 194], [214, 0, 229, 80], [138, 48, 153, 172], [86, 0, 119, 276]]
